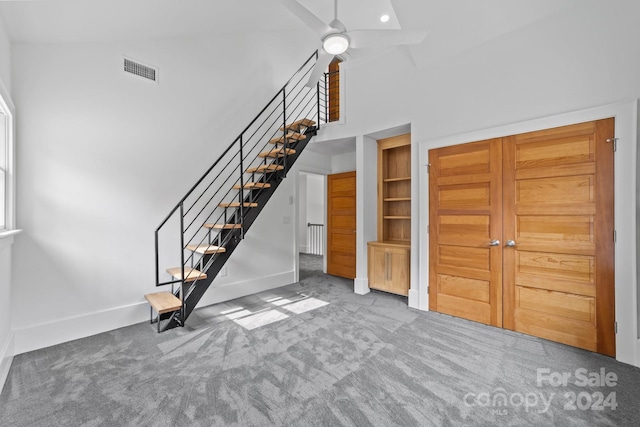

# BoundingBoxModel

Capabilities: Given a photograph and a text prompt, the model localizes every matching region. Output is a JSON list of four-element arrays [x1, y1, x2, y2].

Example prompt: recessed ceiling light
[[380, 14, 390, 23]]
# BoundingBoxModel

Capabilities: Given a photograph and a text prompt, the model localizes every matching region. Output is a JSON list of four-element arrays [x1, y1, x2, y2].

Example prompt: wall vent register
[[123, 58, 158, 82]]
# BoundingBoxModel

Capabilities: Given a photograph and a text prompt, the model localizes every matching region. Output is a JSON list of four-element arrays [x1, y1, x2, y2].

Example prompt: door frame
[[293, 166, 332, 283], [418, 101, 639, 367]]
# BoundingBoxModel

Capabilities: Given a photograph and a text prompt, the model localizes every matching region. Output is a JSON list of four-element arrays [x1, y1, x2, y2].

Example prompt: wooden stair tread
[[166, 267, 207, 282], [279, 118, 316, 132], [145, 292, 182, 314], [269, 132, 305, 145], [185, 244, 226, 254], [258, 148, 296, 158], [219, 202, 258, 208], [246, 164, 284, 173], [232, 182, 271, 190], [203, 223, 243, 230]]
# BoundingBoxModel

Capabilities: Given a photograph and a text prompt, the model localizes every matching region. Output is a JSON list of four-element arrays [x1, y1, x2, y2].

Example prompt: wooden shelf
[[378, 135, 411, 243], [369, 133, 411, 297], [384, 198, 411, 202], [383, 176, 411, 183]]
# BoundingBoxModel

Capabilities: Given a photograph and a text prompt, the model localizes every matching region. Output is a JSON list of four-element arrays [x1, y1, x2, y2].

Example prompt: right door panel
[[502, 119, 615, 356]]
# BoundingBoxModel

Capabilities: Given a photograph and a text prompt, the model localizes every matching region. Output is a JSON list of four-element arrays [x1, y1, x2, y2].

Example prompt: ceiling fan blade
[[281, 0, 333, 37], [305, 50, 335, 87], [347, 29, 428, 49]]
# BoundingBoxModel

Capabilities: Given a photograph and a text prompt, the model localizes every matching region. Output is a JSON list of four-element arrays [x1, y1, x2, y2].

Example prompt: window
[[0, 112, 6, 230]]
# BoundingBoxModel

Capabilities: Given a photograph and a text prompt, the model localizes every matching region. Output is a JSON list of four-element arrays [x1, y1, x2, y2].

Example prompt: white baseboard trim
[[408, 288, 420, 310], [14, 302, 149, 356], [0, 331, 15, 394], [13, 271, 297, 355], [354, 277, 370, 295]]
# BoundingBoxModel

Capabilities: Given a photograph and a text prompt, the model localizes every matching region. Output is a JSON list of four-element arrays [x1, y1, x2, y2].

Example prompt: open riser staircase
[[147, 51, 329, 332]]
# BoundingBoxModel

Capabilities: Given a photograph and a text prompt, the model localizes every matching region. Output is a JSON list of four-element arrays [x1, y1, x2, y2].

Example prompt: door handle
[[506, 240, 516, 247], [489, 240, 500, 246]]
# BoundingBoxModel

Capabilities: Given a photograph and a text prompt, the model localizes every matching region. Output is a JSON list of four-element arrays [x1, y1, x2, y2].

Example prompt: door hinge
[[606, 138, 618, 152], [614, 230, 617, 243], [615, 321, 618, 334]]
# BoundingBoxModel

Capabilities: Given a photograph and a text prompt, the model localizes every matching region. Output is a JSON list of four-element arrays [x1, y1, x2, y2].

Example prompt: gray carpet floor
[[1, 264, 640, 426]]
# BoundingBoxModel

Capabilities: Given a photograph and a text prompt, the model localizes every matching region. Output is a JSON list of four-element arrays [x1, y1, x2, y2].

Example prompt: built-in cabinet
[[367, 134, 411, 296], [368, 242, 410, 296]]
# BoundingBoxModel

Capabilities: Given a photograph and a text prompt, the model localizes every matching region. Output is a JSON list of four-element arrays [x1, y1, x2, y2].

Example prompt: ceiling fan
[[282, 0, 427, 86]]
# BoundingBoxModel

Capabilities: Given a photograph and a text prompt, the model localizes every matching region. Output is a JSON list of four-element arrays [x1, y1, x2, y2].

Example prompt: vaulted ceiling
[[0, 0, 580, 70]]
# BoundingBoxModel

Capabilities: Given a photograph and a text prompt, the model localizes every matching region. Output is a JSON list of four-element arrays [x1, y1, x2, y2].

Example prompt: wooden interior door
[[327, 171, 356, 279], [429, 138, 504, 326], [502, 119, 615, 356]]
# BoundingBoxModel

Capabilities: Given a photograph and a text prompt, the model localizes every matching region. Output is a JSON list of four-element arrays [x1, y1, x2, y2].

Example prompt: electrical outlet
[[219, 267, 227, 277]]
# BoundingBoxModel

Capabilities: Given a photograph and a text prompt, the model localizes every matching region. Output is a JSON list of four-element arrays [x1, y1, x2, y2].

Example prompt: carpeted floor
[[1, 266, 639, 426], [299, 253, 323, 280]]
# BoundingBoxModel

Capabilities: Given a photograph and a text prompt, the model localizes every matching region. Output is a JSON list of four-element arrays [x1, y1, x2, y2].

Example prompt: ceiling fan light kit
[[281, 0, 426, 86], [323, 33, 349, 55]]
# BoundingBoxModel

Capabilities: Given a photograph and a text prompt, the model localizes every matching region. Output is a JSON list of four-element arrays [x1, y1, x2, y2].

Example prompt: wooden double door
[[429, 119, 615, 356]]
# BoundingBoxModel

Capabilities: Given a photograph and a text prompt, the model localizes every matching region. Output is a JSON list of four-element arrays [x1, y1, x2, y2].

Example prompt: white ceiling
[[306, 136, 356, 156], [0, 0, 578, 46], [0, 0, 400, 43], [0, 0, 581, 157]]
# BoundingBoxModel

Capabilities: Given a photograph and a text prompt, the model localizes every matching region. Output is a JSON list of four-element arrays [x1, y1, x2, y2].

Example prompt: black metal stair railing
[[154, 51, 326, 331]]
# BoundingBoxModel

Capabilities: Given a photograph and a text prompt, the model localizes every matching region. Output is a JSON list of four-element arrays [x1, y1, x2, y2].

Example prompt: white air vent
[[123, 57, 158, 83]]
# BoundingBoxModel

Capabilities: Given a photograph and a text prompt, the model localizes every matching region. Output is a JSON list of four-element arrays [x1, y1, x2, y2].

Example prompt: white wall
[[315, 1, 640, 366], [297, 173, 308, 253], [354, 135, 377, 295], [0, 236, 14, 392], [10, 30, 316, 354], [0, 13, 10, 93], [306, 174, 324, 224], [331, 151, 356, 174], [0, 12, 14, 393]]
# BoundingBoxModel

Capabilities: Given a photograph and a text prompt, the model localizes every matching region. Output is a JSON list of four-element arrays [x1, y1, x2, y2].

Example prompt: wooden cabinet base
[[367, 241, 410, 296]]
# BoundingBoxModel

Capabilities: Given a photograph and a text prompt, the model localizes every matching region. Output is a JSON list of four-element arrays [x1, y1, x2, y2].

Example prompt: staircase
[[146, 52, 328, 332]]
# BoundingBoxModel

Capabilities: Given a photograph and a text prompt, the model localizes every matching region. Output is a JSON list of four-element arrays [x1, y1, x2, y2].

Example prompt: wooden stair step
[[203, 223, 243, 230], [185, 244, 226, 255], [145, 292, 182, 314], [269, 132, 305, 145], [232, 182, 271, 190], [166, 267, 207, 282], [258, 148, 296, 158], [279, 118, 316, 132], [219, 202, 258, 208], [246, 164, 284, 174]]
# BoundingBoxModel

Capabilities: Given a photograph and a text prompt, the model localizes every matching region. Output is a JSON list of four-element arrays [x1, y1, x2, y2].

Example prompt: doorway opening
[[297, 172, 326, 280]]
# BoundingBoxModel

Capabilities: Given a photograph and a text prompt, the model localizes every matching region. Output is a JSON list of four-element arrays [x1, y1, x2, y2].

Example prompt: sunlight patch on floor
[[280, 297, 329, 314], [221, 293, 330, 330], [232, 309, 290, 330]]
